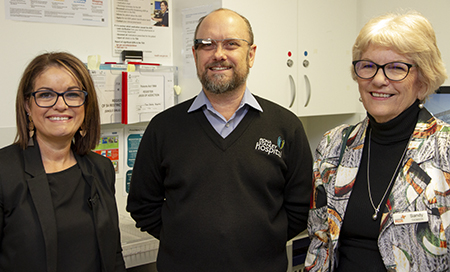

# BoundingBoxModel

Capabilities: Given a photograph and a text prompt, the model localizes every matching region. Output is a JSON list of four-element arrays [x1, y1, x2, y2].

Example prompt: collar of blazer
[[23, 140, 96, 185], [379, 109, 438, 229], [23, 142, 58, 272]]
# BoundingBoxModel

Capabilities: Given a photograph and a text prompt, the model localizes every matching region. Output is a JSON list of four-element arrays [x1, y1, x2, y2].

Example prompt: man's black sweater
[[127, 96, 313, 272]]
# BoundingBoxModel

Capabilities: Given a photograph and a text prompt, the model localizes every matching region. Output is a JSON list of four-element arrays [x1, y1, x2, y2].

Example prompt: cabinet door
[[224, 0, 299, 114], [297, 0, 359, 116]]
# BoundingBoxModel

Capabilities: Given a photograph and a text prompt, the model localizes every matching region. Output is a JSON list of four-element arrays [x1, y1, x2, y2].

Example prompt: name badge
[[393, 211, 429, 225]]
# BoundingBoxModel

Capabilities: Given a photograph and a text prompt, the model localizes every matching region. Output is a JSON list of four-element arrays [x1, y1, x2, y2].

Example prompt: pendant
[[372, 208, 379, 220], [372, 212, 378, 220]]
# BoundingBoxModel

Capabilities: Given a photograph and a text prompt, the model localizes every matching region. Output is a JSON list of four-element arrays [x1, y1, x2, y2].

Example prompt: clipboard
[[89, 64, 128, 124], [122, 64, 177, 124]]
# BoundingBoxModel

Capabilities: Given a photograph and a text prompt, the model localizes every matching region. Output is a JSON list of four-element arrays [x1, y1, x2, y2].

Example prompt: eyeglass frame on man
[[31, 89, 88, 108], [352, 60, 416, 81], [193, 38, 251, 51]]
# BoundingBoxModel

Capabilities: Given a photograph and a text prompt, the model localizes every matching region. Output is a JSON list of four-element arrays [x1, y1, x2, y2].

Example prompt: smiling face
[[26, 66, 85, 145], [357, 44, 426, 123], [192, 10, 256, 95], [160, 2, 167, 13]]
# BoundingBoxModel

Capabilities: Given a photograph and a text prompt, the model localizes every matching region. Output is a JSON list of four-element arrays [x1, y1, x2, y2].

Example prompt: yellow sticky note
[[87, 55, 101, 70]]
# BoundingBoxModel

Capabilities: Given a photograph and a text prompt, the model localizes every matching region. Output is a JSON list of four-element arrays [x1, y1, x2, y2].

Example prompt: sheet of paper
[[89, 64, 127, 125], [124, 125, 146, 195], [122, 66, 176, 124], [128, 74, 164, 123], [90, 64, 127, 124], [4, 0, 108, 26], [181, 5, 217, 78], [93, 128, 124, 178], [112, 0, 172, 63]]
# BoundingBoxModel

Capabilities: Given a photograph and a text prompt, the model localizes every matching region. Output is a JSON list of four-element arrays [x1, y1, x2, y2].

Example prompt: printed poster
[[112, 0, 172, 63], [89, 64, 127, 124], [181, 5, 217, 78], [93, 129, 123, 176], [124, 125, 146, 195], [5, 0, 108, 26]]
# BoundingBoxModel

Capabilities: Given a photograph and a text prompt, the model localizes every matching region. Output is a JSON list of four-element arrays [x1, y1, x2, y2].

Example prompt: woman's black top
[[47, 164, 101, 272]]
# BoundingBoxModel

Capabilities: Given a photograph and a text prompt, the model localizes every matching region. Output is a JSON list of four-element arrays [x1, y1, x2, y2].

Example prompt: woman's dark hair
[[15, 52, 100, 155]]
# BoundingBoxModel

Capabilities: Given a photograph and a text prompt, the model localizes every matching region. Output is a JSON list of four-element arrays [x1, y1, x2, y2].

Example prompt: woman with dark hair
[[0, 52, 126, 272], [152, 0, 169, 27], [306, 11, 449, 271]]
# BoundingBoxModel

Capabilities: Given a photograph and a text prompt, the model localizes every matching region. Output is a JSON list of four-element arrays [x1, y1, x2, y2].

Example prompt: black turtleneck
[[336, 100, 421, 272]]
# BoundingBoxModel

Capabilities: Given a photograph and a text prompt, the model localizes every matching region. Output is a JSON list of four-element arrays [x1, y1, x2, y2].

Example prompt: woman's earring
[[359, 97, 363, 102], [28, 114, 35, 146], [419, 103, 424, 109], [28, 115, 34, 138], [79, 126, 86, 137]]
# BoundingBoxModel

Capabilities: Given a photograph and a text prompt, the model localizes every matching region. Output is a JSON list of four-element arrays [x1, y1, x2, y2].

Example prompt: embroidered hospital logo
[[255, 137, 283, 158]]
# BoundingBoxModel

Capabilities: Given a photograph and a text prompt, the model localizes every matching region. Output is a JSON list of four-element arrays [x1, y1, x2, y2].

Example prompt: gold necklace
[[366, 129, 410, 221]]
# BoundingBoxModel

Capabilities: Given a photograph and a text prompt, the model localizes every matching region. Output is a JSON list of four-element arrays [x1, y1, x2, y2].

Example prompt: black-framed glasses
[[352, 60, 416, 81], [31, 89, 88, 108], [194, 38, 250, 51]]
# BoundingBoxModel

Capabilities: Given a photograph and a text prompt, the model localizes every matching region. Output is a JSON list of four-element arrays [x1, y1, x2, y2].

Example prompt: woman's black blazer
[[0, 142, 126, 272]]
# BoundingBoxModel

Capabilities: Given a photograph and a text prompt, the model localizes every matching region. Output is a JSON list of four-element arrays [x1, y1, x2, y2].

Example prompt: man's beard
[[198, 61, 249, 94]]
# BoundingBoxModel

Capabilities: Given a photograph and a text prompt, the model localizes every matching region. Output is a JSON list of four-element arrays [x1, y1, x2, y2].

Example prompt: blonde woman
[[306, 11, 448, 271]]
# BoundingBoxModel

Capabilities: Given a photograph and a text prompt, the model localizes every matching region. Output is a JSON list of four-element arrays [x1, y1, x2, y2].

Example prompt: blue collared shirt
[[188, 88, 263, 138]]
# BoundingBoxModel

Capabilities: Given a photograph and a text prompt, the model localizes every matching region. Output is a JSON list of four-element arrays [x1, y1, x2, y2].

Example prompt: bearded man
[[127, 8, 313, 272]]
